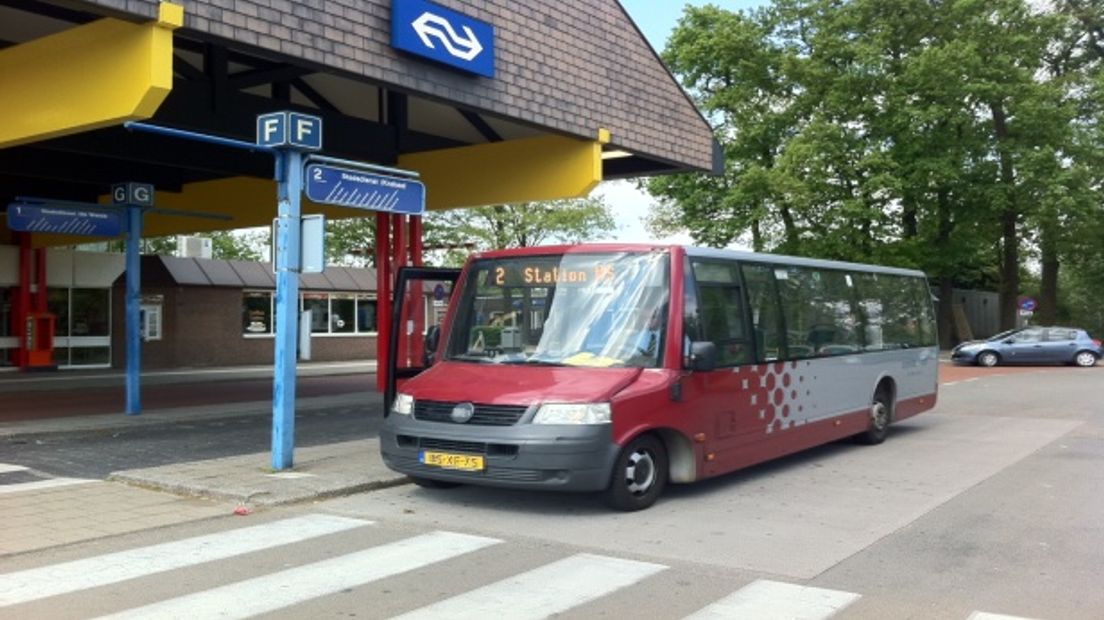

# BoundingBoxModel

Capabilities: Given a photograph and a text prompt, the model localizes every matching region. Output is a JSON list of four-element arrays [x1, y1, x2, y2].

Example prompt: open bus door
[[385, 266, 461, 412]]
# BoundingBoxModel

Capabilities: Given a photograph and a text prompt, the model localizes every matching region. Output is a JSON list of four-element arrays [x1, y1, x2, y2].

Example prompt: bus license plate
[[420, 451, 484, 471]]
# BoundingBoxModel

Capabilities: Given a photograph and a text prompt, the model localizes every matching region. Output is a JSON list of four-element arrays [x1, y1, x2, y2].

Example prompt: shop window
[[331, 295, 356, 334], [243, 291, 273, 335], [303, 293, 329, 334], [48, 288, 69, 337], [71, 288, 110, 337], [357, 296, 378, 333]]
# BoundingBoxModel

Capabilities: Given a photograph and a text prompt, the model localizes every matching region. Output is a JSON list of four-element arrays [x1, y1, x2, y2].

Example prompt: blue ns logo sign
[[391, 0, 495, 78]]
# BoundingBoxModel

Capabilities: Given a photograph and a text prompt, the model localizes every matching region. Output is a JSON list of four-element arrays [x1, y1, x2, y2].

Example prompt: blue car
[[951, 326, 1102, 367]]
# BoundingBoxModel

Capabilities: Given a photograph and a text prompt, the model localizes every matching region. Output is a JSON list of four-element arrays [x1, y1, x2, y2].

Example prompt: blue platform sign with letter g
[[392, 0, 495, 78]]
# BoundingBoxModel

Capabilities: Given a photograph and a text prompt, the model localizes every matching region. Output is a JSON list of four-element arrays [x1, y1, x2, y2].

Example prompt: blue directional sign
[[7, 204, 123, 236], [257, 111, 323, 150], [1019, 297, 1037, 312], [305, 164, 426, 215], [392, 0, 495, 78]]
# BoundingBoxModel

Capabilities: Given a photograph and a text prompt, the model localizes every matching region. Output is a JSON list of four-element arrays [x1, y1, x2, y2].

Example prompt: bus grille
[[414, 401, 528, 426]]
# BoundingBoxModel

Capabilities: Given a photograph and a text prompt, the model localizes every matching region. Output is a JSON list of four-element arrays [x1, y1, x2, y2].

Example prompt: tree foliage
[[647, 0, 1104, 336], [319, 197, 617, 268]]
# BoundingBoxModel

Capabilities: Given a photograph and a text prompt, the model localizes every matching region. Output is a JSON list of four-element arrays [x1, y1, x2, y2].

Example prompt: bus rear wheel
[[856, 390, 892, 445], [604, 434, 668, 511]]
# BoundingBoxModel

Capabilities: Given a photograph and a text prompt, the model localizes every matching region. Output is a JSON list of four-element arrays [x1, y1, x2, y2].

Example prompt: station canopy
[[0, 0, 721, 246]]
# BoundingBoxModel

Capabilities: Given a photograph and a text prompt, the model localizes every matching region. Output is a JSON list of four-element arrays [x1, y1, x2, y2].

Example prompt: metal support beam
[[272, 150, 304, 469], [125, 205, 143, 415]]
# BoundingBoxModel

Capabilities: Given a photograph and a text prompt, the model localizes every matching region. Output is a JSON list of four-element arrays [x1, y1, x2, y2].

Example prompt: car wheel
[[604, 434, 668, 511], [1074, 351, 1098, 368], [977, 351, 1000, 367], [855, 389, 892, 445], [410, 476, 462, 489]]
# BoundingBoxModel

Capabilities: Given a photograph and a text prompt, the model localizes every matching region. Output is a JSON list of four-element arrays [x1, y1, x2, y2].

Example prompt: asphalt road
[[3, 363, 1101, 619]]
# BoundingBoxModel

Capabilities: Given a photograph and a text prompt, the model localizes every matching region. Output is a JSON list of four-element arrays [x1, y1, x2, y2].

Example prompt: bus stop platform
[[0, 361, 411, 510]]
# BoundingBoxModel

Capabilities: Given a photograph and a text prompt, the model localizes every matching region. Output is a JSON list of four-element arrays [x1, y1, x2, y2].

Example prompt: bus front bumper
[[379, 416, 620, 492]]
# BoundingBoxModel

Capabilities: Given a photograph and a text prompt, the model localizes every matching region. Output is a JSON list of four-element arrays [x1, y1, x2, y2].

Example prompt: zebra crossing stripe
[[0, 477, 96, 495], [0, 464, 30, 474], [392, 553, 667, 620], [93, 531, 501, 620], [683, 579, 860, 620], [0, 514, 370, 607]]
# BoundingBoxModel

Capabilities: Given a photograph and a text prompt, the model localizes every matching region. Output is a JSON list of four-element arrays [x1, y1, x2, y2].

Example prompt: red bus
[[381, 244, 939, 510]]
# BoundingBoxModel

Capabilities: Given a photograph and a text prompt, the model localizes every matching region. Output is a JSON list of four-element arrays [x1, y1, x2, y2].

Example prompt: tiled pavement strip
[[0, 366, 407, 558], [1, 431, 406, 557]]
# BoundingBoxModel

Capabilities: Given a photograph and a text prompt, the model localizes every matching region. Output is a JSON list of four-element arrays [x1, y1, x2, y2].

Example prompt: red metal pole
[[15, 233, 32, 368], [375, 211, 391, 392], [410, 216, 423, 267], [33, 247, 47, 312]]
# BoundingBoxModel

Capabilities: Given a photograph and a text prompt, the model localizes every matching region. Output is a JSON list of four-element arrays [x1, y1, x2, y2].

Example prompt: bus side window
[[740, 264, 785, 362]]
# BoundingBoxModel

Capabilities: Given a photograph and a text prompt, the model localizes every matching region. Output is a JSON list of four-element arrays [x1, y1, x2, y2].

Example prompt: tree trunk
[[1039, 225, 1059, 325], [990, 101, 1019, 331], [751, 218, 763, 252], [902, 197, 918, 239], [936, 188, 956, 349], [938, 276, 955, 349]]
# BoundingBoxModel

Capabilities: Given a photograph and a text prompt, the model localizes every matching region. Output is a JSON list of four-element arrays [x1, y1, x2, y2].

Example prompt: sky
[[592, 1, 766, 244]]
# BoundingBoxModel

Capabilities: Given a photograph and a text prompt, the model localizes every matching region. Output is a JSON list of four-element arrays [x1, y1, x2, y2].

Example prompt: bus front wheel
[[604, 434, 668, 511], [856, 390, 892, 445]]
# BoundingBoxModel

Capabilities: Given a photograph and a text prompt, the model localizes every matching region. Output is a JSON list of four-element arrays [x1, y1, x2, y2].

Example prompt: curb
[[107, 472, 413, 507]]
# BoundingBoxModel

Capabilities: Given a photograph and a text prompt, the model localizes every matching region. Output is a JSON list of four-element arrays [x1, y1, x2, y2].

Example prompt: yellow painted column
[[0, 2, 183, 148]]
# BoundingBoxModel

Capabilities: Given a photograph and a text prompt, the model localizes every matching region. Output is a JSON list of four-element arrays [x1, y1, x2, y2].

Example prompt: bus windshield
[[445, 251, 670, 368]]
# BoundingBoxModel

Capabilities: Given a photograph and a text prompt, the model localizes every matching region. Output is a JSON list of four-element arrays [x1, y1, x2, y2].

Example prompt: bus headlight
[[392, 393, 414, 415], [532, 403, 611, 425]]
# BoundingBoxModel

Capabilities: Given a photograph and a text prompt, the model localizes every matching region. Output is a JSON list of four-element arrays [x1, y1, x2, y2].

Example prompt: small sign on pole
[[271, 214, 327, 274]]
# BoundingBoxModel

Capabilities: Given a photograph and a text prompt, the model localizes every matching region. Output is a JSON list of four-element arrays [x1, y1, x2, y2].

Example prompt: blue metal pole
[[272, 150, 303, 469], [125, 205, 143, 415]]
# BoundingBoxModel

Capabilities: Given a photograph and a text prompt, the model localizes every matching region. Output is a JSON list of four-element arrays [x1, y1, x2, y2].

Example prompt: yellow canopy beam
[[0, 3, 183, 148], [399, 131, 608, 211]]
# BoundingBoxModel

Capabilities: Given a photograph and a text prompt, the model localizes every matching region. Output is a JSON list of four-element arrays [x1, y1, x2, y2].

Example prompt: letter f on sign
[[263, 118, 281, 143], [296, 119, 313, 143]]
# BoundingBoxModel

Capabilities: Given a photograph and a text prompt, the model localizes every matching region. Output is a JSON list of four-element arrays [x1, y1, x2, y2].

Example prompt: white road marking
[[0, 477, 96, 495], [684, 579, 860, 620], [0, 514, 370, 607], [0, 464, 29, 474], [393, 553, 667, 620], [94, 531, 501, 620], [968, 613, 1043, 620]]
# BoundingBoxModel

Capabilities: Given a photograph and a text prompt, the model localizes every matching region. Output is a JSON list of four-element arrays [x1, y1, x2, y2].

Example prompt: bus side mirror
[[689, 341, 717, 372], [424, 325, 441, 367]]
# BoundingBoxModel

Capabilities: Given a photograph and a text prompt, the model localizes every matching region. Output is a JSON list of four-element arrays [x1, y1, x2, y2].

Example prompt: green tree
[[649, 0, 1101, 338], [424, 197, 617, 265]]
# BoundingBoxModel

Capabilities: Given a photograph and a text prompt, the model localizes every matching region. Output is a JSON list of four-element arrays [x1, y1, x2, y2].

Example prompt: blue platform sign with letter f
[[257, 112, 323, 150], [392, 0, 495, 78]]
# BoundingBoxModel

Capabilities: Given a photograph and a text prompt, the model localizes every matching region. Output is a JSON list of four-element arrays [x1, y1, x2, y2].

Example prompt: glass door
[[48, 287, 112, 368]]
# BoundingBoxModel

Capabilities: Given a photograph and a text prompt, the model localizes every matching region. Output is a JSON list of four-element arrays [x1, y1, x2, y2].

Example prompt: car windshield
[[445, 251, 670, 368]]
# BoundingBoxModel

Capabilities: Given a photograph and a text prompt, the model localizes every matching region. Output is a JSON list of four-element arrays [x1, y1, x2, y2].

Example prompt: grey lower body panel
[[380, 417, 621, 492]]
